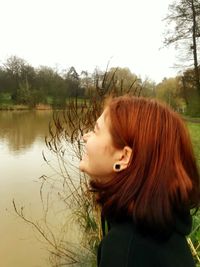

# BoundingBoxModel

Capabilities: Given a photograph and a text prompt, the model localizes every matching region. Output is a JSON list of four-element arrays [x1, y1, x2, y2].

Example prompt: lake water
[[0, 110, 81, 267]]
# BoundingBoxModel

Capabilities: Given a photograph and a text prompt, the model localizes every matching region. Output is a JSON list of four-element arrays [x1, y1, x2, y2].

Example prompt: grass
[[187, 121, 200, 167], [0, 93, 13, 105], [187, 121, 200, 266]]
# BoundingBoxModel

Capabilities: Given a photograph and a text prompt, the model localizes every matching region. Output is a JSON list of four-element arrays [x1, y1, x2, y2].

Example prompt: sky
[[0, 0, 177, 83]]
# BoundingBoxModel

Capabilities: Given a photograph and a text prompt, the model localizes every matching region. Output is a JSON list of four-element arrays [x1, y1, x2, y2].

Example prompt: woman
[[79, 95, 200, 267]]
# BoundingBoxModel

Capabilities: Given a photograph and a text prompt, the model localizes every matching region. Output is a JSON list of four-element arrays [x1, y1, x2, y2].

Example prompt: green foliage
[[187, 122, 200, 167], [0, 57, 86, 108], [1, 55, 199, 112], [16, 79, 31, 105], [104, 67, 140, 95], [181, 68, 200, 116], [29, 89, 47, 107], [155, 75, 200, 116], [185, 91, 200, 117], [140, 79, 156, 98], [0, 93, 12, 104], [156, 77, 186, 111]]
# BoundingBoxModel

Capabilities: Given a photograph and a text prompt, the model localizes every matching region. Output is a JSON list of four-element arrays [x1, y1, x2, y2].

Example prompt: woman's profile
[[79, 95, 200, 267]]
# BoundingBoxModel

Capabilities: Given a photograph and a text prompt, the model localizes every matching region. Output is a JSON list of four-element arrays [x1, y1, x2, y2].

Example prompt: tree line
[[1, 0, 200, 115], [0, 55, 154, 107], [0, 0, 200, 115], [0, 56, 86, 108], [0, 55, 199, 115]]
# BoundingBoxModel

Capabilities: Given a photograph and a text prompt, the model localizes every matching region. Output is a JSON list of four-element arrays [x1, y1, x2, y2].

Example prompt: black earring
[[114, 164, 121, 170]]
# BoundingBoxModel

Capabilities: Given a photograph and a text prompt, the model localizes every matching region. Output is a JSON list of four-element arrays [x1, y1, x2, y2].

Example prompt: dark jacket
[[97, 215, 195, 267]]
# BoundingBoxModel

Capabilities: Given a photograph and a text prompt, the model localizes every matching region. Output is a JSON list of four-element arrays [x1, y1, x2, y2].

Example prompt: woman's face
[[79, 110, 119, 179]]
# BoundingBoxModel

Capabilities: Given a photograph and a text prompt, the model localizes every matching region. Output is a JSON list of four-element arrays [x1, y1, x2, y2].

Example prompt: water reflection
[[0, 110, 52, 153], [0, 110, 55, 267], [0, 110, 86, 267]]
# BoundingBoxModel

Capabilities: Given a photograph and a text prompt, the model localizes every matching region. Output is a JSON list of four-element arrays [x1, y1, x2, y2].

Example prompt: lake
[[0, 110, 81, 267]]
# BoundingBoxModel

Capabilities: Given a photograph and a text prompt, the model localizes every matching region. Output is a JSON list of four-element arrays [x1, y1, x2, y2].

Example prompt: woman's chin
[[79, 160, 86, 172], [79, 164, 84, 172]]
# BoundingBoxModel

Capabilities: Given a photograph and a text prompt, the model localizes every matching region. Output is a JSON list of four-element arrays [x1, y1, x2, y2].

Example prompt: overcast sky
[[0, 0, 177, 83]]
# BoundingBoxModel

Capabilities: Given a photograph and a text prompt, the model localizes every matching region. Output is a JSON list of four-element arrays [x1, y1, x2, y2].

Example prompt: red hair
[[90, 95, 200, 233]]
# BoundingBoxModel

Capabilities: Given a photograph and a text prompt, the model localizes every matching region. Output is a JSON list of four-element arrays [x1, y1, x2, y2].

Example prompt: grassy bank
[[187, 121, 200, 266], [0, 93, 88, 110], [0, 93, 52, 110], [0, 93, 29, 110], [187, 121, 200, 167]]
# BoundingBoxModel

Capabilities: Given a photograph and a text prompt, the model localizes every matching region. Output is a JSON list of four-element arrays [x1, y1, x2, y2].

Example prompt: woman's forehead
[[96, 110, 110, 130]]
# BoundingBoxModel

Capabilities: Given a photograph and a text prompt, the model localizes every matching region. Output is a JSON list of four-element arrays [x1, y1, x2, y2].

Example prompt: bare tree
[[164, 0, 200, 95]]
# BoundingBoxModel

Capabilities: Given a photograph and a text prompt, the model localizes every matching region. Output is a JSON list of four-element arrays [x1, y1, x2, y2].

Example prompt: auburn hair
[[90, 95, 200, 233]]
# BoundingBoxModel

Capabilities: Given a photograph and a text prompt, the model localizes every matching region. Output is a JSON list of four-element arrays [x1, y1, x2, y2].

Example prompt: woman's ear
[[113, 146, 132, 172]]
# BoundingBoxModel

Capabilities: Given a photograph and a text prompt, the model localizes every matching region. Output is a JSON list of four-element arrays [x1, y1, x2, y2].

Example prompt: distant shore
[[0, 103, 52, 111]]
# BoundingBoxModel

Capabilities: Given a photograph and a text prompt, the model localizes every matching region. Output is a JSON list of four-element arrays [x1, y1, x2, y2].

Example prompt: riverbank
[[0, 103, 52, 110], [0, 96, 88, 110]]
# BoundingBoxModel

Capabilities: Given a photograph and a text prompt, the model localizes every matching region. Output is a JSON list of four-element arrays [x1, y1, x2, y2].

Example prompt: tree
[[181, 67, 200, 115], [16, 78, 31, 105], [140, 78, 156, 98], [64, 66, 83, 98], [3, 56, 36, 101], [66, 66, 79, 81], [0, 67, 9, 93], [80, 70, 94, 97], [101, 67, 141, 96], [35, 66, 60, 95], [156, 77, 186, 111], [164, 0, 200, 95]]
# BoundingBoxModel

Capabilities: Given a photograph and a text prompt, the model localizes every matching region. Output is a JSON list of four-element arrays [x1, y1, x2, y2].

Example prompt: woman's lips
[[82, 148, 88, 159]]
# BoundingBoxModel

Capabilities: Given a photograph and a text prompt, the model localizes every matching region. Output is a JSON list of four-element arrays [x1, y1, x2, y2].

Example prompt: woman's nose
[[83, 132, 90, 142]]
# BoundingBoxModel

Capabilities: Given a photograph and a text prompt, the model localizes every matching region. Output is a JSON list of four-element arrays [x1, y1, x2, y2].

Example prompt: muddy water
[[0, 110, 80, 267]]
